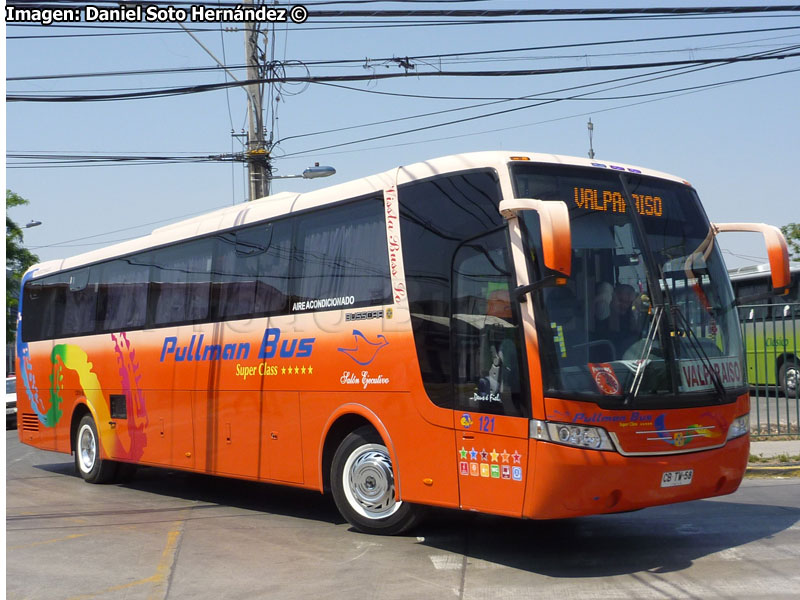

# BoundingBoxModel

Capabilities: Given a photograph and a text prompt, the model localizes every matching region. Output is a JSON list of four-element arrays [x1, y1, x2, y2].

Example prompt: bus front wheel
[[331, 426, 422, 535], [779, 361, 798, 397], [74, 414, 117, 484]]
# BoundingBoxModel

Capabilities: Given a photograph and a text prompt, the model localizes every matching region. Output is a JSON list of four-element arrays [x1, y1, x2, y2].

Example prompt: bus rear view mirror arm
[[499, 198, 572, 277], [712, 222, 791, 292]]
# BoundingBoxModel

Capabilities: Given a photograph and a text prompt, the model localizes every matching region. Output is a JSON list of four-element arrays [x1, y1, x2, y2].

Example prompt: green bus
[[730, 262, 800, 396]]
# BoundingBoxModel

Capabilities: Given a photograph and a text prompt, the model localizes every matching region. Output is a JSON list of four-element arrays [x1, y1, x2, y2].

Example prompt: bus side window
[[60, 268, 98, 337], [21, 278, 59, 342], [96, 256, 150, 333], [451, 229, 523, 417], [399, 169, 504, 409], [214, 221, 292, 320], [150, 239, 213, 327], [292, 197, 390, 309], [736, 281, 770, 320]]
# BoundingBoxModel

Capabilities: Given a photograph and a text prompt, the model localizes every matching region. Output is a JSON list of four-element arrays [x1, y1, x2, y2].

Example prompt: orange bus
[[15, 152, 791, 534]]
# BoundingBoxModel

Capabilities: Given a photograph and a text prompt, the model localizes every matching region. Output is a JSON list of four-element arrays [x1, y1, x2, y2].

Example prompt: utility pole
[[587, 118, 596, 159], [244, 0, 270, 201]]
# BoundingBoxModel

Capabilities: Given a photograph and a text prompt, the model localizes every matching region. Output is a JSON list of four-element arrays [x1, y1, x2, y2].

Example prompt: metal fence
[[739, 303, 799, 437]]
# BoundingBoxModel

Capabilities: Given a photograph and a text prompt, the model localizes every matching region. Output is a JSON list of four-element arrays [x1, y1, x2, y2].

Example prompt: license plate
[[661, 469, 693, 488]]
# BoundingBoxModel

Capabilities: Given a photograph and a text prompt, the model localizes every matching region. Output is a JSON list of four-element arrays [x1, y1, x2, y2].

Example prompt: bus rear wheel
[[331, 426, 422, 535], [74, 414, 117, 484]]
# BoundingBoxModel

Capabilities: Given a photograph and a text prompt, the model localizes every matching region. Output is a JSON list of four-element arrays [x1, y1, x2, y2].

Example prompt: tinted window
[[96, 256, 150, 332], [150, 239, 213, 326], [735, 279, 771, 319], [214, 220, 292, 320], [21, 277, 61, 342], [292, 197, 391, 312], [60, 268, 99, 337], [399, 169, 503, 407], [452, 229, 524, 416]]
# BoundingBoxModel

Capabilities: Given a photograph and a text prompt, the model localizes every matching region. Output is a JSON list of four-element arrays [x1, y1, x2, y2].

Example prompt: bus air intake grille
[[21, 413, 40, 432]]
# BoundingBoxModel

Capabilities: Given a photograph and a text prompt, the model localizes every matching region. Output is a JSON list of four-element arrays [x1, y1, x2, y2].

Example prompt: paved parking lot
[[6, 430, 800, 599]]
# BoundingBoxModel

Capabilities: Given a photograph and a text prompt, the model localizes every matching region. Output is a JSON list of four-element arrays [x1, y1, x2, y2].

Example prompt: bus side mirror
[[712, 222, 791, 293], [499, 198, 571, 277]]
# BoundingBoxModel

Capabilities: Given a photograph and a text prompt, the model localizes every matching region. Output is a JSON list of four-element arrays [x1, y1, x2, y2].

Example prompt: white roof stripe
[[34, 150, 687, 274]]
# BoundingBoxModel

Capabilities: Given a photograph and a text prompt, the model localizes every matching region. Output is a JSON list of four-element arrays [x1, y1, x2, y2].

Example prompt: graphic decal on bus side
[[337, 330, 391, 389], [15, 270, 54, 425], [651, 413, 723, 448], [17, 330, 150, 462], [336, 330, 389, 366], [458, 447, 524, 481], [112, 332, 148, 461], [553, 407, 725, 448], [383, 185, 408, 304]]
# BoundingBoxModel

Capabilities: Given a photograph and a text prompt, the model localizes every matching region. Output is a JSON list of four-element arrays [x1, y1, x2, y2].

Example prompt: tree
[[7, 190, 39, 340], [781, 223, 800, 261]]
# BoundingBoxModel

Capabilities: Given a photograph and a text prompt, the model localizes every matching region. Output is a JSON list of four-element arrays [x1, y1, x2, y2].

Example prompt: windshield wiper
[[671, 306, 727, 403], [624, 305, 663, 407]]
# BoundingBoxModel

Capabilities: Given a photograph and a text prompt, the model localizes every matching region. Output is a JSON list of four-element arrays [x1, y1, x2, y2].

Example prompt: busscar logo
[[345, 309, 384, 322]]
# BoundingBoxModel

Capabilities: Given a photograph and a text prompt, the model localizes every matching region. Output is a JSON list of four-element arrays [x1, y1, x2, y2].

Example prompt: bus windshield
[[511, 163, 745, 407]]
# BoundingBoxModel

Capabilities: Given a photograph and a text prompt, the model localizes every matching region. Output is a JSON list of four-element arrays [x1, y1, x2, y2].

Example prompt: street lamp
[[6, 220, 42, 235], [270, 164, 336, 181]]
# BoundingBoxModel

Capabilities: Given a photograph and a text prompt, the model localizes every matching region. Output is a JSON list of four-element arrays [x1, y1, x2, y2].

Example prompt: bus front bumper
[[523, 434, 749, 520]]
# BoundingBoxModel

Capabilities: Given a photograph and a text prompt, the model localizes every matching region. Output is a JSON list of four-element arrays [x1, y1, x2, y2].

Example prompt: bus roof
[[26, 150, 690, 278], [728, 262, 800, 280]]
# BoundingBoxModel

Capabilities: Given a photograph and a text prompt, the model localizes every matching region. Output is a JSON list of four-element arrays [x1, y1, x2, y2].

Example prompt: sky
[[5, 1, 800, 270]]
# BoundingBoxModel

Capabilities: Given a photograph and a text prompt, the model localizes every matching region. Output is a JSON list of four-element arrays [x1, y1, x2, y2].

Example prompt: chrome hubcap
[[344, 444, 401, 520], [79, 425, 96, 473], [786, 367, 798, 394]]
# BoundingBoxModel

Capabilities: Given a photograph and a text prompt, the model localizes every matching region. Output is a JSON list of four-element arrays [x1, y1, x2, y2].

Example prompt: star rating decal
[[277, 365, 314, 376]]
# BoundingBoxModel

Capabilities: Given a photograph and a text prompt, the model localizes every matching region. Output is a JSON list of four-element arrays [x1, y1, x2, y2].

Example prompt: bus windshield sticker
[[589, 363, 621, 395]]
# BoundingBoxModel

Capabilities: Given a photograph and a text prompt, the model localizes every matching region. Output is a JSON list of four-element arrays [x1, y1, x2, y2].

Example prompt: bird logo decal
[[337, 330, 389, 365]]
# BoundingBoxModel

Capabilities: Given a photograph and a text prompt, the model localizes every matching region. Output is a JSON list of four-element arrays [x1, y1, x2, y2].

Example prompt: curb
[[745, 464, 800, 478]]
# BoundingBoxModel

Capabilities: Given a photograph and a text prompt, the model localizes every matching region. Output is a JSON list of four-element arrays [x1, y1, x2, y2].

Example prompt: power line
[[10, 25, 800, 81], [8, 48, 800, 102], [11, 64, 796, 168], [280, 66, 799, 160], [278, 61, 800, 158], [275, 65, 800, 145]]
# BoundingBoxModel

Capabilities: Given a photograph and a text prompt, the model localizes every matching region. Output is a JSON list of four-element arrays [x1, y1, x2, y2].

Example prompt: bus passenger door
[[451, 230, 530, 517]]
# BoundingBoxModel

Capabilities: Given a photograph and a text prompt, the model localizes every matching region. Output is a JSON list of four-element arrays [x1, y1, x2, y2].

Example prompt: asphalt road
[[6, 430, 800, 600]]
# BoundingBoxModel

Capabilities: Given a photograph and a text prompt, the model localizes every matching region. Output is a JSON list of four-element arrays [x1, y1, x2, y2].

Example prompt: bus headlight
[[530, 419, 614, 451], [726, 414, 750, 440]]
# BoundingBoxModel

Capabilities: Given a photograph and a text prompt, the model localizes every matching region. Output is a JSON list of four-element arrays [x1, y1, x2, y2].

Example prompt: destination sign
[[573, 187, 663, 217]]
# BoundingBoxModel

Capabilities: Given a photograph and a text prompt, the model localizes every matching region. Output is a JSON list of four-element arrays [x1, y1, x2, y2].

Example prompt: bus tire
[[331, 426, 422, 535], [74, 414, 117, 484], [779, 360, 798, 396]]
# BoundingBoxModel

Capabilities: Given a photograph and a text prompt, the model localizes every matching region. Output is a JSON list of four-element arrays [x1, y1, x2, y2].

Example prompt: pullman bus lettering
[[159, 328, 315, 362]]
